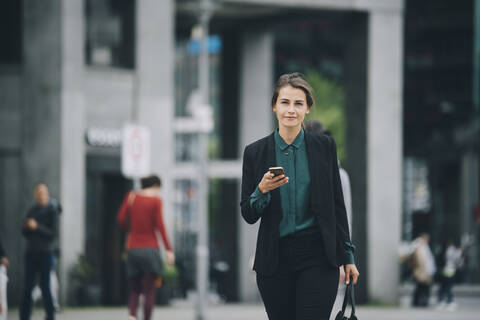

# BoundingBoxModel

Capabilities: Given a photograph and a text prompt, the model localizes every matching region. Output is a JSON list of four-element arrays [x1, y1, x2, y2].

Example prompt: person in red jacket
[[117, 175, 174, 320]]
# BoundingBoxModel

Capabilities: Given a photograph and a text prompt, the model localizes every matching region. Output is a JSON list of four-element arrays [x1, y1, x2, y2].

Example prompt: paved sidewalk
[[8, 301, 480, 320]]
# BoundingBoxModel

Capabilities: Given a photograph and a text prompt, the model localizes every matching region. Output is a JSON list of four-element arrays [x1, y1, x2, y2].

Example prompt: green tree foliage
[[305, 70, 347, 163]]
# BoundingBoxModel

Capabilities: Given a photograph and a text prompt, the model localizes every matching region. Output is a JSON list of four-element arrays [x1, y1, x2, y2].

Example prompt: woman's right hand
[[25, 218, 38, 230], [258, 171, 288, 194]]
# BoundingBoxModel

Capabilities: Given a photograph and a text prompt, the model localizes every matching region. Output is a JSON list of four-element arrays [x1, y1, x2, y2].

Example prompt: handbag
[[335, 277, 358, 320]]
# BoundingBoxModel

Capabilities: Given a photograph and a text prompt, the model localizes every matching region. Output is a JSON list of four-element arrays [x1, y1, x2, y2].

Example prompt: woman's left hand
[[166, 250, 175, 266], [344, 264, 360, 285]]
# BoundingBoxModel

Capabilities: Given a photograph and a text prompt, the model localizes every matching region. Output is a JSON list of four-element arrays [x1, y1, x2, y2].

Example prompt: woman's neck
[[278, 125, 302, 145], [138, 187, 158, 196]]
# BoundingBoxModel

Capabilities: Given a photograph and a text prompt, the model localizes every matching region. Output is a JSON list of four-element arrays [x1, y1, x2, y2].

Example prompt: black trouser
[[413, 281, 431, 307], [20, 251, 55, 320], [257, 231, 339, 320], [438, 275, 454, 303]]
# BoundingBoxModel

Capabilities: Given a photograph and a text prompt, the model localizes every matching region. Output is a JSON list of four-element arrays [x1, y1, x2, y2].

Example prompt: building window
[[0, 0, 22, 64], [85, 0, 135, 69]]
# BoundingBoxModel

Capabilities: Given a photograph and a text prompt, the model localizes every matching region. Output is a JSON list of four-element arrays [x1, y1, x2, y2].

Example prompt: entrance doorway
[[86, 155, 132, 305]]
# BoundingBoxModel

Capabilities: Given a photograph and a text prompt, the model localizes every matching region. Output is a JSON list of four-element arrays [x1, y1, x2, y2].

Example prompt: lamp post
[[192, 1, 214, 319], [474, 0, 480, 134]]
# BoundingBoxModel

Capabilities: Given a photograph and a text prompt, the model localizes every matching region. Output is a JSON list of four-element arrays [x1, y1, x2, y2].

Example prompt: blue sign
[[188, 35, 222, 55]]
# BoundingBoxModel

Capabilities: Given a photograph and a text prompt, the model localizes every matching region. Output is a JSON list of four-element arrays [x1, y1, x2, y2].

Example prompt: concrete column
[[0, 60, 23, 305], [136, 0, 175, 234], [23, 0, 85, 304], [345, 12, 368, 304], [59, 0, 86, 303], [366, 8, 404, 303], [460, 152, 479, 271], [0, 154, 22, 305], [238, 31, 273, 302], [23, 0, 62, 200]]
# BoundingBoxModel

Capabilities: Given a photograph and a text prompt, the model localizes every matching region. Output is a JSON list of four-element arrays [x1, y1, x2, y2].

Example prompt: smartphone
[[269, 167, 285, 177]]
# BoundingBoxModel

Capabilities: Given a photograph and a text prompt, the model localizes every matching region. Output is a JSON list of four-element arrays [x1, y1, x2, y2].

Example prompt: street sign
[[121, 124, 151, 178]]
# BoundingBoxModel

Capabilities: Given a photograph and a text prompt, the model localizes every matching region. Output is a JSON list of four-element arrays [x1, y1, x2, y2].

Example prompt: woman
[[240, 73, 359, 320], [117, 175, 175, 320], [410, 233, 435, 307]]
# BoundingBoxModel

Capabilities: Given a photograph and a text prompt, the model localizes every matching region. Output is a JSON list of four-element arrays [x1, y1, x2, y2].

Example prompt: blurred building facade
[[0, 0, 478, 307]]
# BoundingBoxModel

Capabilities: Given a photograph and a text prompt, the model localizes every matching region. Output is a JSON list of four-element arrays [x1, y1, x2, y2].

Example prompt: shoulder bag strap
[[127, 192, 136, 209], [125, 192, 136, 249]]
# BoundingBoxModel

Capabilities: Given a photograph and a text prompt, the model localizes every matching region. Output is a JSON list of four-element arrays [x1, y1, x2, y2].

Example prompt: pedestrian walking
[[0, 235, 8, 320], [20, 183, 61, 320], [436, 239, 462, 311], [410, 233, 436, 307], [117, 175, 175, 320], [240, 72, 359, 320]]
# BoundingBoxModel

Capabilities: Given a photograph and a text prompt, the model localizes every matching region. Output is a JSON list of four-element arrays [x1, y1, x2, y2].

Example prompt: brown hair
[[271, 72, 314, 109], [141, 175, 162, 189]]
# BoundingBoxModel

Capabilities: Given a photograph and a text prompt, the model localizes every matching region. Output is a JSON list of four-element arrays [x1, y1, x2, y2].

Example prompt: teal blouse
[[250, 129, 355, 264], [249, 129, 314, 237]]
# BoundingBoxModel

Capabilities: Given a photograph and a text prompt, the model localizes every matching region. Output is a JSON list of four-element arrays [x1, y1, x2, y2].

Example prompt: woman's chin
[[281, 122, 301, 128]]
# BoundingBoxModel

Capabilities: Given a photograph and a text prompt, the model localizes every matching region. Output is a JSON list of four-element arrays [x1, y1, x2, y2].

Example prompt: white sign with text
[[122, 124, 151, 178]]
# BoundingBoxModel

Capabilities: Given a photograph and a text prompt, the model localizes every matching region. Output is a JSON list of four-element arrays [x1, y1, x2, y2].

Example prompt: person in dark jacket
[[240, 73, 359, 320], [0, 237, 7, 268], [20, 183, 61, 320]]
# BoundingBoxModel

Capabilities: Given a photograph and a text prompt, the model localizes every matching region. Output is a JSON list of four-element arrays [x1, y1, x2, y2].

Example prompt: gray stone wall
[[84, 69, 134, 128], [238, 31, 274, 302]]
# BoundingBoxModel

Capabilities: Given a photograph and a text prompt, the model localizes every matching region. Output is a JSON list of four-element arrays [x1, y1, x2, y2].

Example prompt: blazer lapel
[[266, 132, 276, 168], [266, 132, 282, 218], [305, 131, 328, 210]]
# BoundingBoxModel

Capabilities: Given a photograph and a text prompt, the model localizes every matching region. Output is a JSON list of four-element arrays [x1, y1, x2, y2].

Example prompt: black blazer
[[240, 130, 352, 275]]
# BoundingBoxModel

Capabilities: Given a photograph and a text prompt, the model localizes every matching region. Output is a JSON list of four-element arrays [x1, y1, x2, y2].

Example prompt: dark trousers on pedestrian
[[20, 251, 55, 320], [438, 275, 454, 303], [413, 281, 431, 307], [256, 230, 339, 320]]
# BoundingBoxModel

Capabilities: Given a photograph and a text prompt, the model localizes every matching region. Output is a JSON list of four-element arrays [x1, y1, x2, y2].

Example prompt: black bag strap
[[126, 192, 136, 227], [335, 276, 357, 320]]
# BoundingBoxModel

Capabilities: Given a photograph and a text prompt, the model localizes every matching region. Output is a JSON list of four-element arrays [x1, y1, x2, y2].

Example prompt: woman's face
[[273, 85, 310, 130]]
